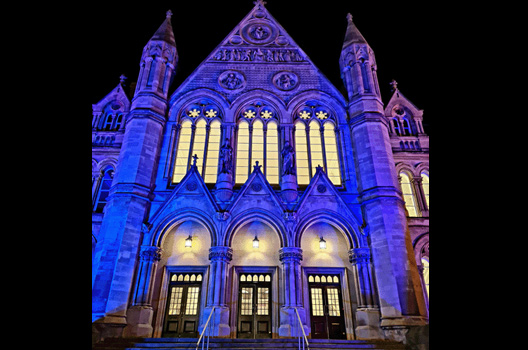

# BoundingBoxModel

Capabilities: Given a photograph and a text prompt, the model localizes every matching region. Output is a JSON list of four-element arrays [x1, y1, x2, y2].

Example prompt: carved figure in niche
[[274, 72, 299, 91], [220, 71, 245, 90], [223, 73, 242, 90], [251, 26, 270, 40], [282, 141, 296, 176], [220, 138, 234, 174]]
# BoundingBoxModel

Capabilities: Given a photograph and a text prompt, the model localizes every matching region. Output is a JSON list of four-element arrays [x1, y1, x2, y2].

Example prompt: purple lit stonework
[[92, 2, 429, 349]]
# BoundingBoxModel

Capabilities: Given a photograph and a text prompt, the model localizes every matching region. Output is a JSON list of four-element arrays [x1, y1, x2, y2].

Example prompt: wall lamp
[[253, 235, 260, 249], [185, 235, 193, 248], [319, 236, 327, 250]]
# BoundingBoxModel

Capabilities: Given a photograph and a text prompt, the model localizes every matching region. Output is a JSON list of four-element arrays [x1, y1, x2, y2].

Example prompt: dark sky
[[88, 1, 434, 132]]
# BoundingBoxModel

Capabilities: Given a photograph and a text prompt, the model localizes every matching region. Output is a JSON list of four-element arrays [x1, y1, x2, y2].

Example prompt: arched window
[[309, 121, 324, 175], [421, 172, 430, 209], [93, 167, 114, 213], [252, 119, 265, 171], [235, 102, 280, 186], [103, 114, 114, 131], [191, 119, 207, 172], [173, 120, 193, 184], [422, 257, 430, 299], [400, 172, 419, 217], [393, 118, 402, 136], [204, 120, 222, 184], [172, 101, 223, 184], [236, 121, 251, 184], [294, 104, 342, 186], [114, 114, 124, 130], [324, 123, 341, 186], [295, 121, 310, 186], [402, 118, 412, 136], [267, 121, 280, 185]]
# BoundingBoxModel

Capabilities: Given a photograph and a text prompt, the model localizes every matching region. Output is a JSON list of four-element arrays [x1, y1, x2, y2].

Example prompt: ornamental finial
[[347, 13, 354, 23], [166, 9, 173, 19], [119, 74, 127, 85], [390, 79, 399, 92], [254, 0, 268, 7]]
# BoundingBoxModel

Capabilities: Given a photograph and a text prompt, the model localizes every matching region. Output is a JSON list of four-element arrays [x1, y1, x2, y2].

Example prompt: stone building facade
[[92, 1, 429, 345]]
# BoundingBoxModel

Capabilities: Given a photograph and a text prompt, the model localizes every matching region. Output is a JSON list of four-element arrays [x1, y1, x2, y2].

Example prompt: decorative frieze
[[211, 47, 305, 63]]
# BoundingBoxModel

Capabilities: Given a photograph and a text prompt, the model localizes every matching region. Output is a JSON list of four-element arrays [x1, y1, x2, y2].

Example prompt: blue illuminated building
[[92, 1, 429, 347]]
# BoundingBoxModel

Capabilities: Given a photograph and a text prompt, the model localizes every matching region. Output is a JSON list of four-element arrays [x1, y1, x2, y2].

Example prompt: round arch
[[224, 209, 288, 248], [146, 209, 219, 249], [295, 210, 362, 250]]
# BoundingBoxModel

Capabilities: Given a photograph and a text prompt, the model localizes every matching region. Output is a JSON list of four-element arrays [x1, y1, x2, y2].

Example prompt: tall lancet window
[[235, 101, 280, 185], [400, 171, 419, 217], [421, 171, 430, 209], [294, 103, 342, 186], [172, 101, 223, 184]]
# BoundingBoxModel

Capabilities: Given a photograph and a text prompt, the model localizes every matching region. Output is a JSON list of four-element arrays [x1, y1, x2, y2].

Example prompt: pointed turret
[[343, 13, 368, 48], [133, 10, 178, 100], [151, 10, 176, 46], [340, 13, 382, 114]]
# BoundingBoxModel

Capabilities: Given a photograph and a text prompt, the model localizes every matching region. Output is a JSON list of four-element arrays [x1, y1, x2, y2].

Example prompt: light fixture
[[185, 235, 193, 248], [319, 236, 327, 250], [253, 236, 260, 249]]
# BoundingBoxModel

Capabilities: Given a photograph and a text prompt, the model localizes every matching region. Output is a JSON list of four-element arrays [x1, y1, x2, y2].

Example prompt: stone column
[[349, 248, 382, 339], [123, 245, 162, 338], [205, 246, 233, 338], [279, 247, 307, 338]]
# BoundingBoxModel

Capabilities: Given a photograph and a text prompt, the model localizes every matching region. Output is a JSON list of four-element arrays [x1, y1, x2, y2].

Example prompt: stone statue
[[220, 138, 234, 174], [282, 141, 296, 176]]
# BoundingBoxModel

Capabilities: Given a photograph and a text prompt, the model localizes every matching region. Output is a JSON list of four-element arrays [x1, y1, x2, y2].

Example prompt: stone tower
[[92, 10, 178, 339]]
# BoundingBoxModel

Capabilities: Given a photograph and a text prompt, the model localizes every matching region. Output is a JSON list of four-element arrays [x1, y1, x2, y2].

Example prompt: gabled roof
[[385, 84, 424, 118], [227, 162, 286, 217], [149, 163, 220, 227], [92, 79, 131, 114], [170, 1, 346, 106], [294, 166, 363, 238]]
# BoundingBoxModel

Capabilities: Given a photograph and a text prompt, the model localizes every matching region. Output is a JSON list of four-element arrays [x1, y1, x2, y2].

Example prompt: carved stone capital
[[140, 246, 162, 262], [349, 248, 372, 265], [209, 246, 234, 263], [279, 247, 303, 263]]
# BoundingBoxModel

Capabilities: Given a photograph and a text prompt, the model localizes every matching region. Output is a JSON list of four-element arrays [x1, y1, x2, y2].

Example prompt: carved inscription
[[212, 48, 305, 63]]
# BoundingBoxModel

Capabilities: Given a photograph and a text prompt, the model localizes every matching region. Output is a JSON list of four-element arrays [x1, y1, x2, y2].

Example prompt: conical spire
[[343, 13, 368, 48], [150, 10, 176, 46]]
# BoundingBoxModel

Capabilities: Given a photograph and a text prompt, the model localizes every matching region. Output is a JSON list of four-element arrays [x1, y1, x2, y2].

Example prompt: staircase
[[95, 338, 406, 350]]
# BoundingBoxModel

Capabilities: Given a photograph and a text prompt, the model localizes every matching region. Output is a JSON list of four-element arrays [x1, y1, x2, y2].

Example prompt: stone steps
[[96, 338, 405, 350]]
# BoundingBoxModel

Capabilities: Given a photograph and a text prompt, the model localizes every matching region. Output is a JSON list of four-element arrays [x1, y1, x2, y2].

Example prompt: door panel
[[163, 273, 203, 338], [308, 274, 346, 340], [238, 274, 272, 339]]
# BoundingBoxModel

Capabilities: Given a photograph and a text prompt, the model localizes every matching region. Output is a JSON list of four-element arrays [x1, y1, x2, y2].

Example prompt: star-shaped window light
[[316, 111, 329, 120], [188, 109, 201, 118], [205, 109, 218, 118], [244, 110, 257, 119], [261, 110, 273, 119], [299, 111, 311, 120]]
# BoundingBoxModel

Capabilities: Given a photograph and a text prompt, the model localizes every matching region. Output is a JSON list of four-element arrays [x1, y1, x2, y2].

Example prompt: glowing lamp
[[319, 237, 327, 250], [253, 236, 260, 249], [185, 235, 193, 248]]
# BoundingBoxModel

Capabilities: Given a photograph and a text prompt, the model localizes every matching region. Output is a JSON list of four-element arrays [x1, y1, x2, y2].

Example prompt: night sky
[[88, 1, 434, 132]]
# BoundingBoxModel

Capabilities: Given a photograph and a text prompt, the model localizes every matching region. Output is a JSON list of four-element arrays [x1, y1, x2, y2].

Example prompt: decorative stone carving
[[273, 71, 299, 91], [139, 246, 162, 262], [219, 70, 246, 90], [282, 141, 296, 176], [219, 138, 234, 175], [209, 246, 234, 262], [212, 48, 305, 63], [241, 22, 277, 45]]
